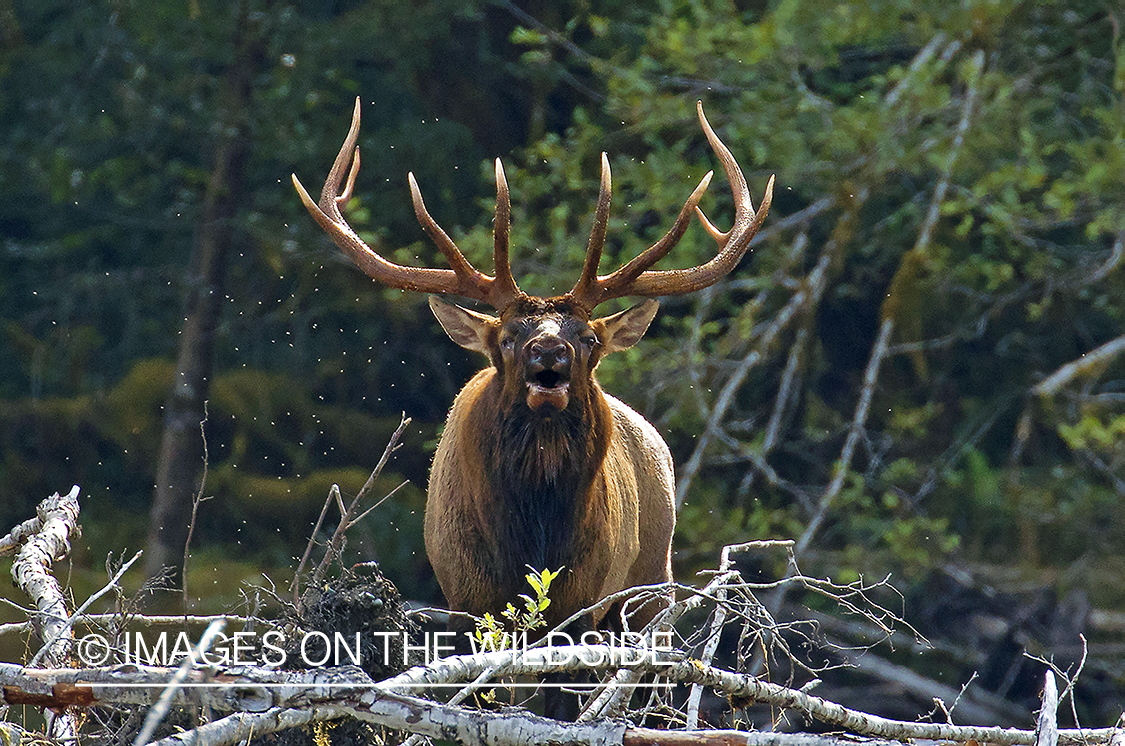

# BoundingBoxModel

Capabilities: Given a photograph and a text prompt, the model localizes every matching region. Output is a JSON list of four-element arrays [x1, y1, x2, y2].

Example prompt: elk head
[[291, 98, 774, 390], [426, 294, 658, 415]]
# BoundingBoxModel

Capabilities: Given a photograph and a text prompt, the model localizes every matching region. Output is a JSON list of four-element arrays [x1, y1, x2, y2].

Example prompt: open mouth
[[526, 370, 570, 411], [532, 369, 564, 389]]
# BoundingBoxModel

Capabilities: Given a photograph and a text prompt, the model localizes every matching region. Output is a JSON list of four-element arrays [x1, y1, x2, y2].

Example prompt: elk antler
[[566, 100, 774, 312], [291, 97, 521, 310]]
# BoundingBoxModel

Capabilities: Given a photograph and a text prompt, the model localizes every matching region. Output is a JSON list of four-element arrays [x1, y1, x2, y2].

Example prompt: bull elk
[[292, 98, 772, 642]]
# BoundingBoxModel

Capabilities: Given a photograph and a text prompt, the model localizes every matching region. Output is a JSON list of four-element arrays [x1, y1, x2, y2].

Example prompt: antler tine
[[573, 169, 713, 309], [293, 97, 363, 227], [693, 202, 727, 242], [692, 98, 775, 250], [336, 141, 361, 207], [491, 158, 521, 306], [569, 153, 613, 308], [407, 173, 495, 291], [567, 100, 773, 310], [293, 98, 502, 306]]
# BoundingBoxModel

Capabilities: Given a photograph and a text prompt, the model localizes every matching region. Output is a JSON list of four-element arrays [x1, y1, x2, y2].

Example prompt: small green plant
[[473, 566, 562, 652]]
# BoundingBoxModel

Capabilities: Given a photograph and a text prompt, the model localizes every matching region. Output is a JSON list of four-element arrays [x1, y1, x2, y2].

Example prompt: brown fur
[[424, 296, 675, 633], [295, 101, 771, 641]]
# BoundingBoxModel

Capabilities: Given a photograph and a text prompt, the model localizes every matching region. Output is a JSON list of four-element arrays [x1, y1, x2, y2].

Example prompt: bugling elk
[[293, 98, 772, 644]]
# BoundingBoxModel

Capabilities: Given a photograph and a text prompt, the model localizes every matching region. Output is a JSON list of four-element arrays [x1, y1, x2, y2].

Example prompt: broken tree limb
[[133, 618, 228, 746], [27, 549, 144, 668], [1, 653, 1120, 746], [0, 613, 250, 638], [1032, 333, 1125, 399], [1036, 670, 1059, 746], [623, 730, 904, 746], [6, 486, 82, 668], [149, 692, 628, 746], [4, 485, 82, 742], [684, 541, 792, 728]]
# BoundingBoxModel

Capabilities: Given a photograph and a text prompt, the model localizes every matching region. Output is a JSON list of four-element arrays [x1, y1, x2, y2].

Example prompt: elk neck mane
[[480, 371, 614, 575]]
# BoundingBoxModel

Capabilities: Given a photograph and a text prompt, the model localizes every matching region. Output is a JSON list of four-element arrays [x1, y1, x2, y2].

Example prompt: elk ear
[[598, 299, 659, 353], [429, 296, 496, 356]]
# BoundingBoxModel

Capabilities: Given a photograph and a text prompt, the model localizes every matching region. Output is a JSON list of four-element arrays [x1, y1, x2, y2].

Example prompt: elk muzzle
[[525, 335, 572, 411]]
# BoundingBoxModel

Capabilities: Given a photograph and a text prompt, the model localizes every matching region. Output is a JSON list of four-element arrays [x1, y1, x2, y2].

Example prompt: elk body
[[293, 99, 772, 636]]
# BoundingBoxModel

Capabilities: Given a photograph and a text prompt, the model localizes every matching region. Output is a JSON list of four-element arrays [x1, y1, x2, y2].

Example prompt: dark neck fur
[[485, 401, 607, 592]]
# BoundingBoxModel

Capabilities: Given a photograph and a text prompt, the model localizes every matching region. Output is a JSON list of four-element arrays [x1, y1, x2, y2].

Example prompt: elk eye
[[581, 336, 598, 348], [500, 338, 514, 351]]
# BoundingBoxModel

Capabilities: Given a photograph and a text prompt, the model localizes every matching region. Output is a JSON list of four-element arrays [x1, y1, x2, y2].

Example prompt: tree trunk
[[144, 0, 256, 586]]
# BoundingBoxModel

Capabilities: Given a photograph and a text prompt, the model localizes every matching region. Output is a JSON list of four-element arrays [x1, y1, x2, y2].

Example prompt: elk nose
[[529, 337, 570, 370]]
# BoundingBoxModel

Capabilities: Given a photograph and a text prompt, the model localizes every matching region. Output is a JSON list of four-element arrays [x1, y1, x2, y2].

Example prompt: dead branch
[[796, 315, 892, 558], [1032, 334, 1125, 399], [1, 654, 1118, 746], [182, 400, 211, 613], [0, 526, 1069, 746], [785, 52, 983, 567], [4, 485, 82, 741], [6, 486, 82, 668], [580, 544, 792, 723], [823, 636, 1028, 725], [1036, 670, 1059, 746], [658, 657, 1110, 746], [0, 613, 251, 638], [623, 730, 903, 746], [1, 480, 1113, 746], [148, 692, 627, 746], [683, 541, 792, 728], [675, 250, 833, 508], [737, 324, 809, 503], [26, 549, 143, 668], [132, 618, 227, 746], [293, 413, 411, 612]]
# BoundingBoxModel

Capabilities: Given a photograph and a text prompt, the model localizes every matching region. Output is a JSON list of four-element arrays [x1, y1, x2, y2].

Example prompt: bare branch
[[0, 614, 249, 638], [1036, 670, 1060, 746], [292, 483, 338, 611], [3, 654, 1119, 746], [27, 550, 143, 668], [182, 401, 211, 614], [133, 618, 227, 746], [1032, 334, 1125, 399], [684, 541, 788, 728], [799, 316, 893, 556], [675, 251, 832, 508], [7, 486, 82, 668], [294, 414, 411, 609]]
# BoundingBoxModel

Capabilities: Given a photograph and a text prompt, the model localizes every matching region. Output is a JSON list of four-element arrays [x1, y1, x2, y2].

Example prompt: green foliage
[[1058, 412, 1125, 456], [473, 566, 561, 652], [517, 0, 1125, 594], [0, 355, 428, 594], [2, 0, 1123, 615]]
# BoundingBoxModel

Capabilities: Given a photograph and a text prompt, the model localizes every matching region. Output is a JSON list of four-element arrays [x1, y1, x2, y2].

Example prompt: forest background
[[0, 0, 1123, 727]]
